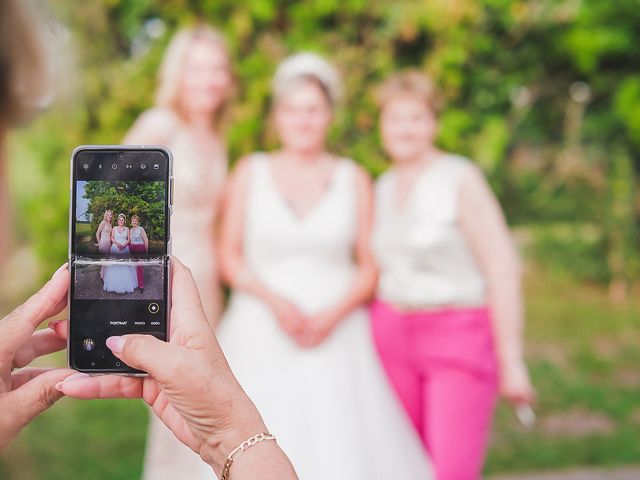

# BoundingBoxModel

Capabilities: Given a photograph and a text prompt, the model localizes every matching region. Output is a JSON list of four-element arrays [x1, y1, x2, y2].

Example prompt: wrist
[[199, 405, 268, 475], [499, 357, 528, 378], [497, 348, 525, 367]]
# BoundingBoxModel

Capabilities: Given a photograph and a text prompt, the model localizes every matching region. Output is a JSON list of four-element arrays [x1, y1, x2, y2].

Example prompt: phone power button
[[169, 177, 174, 209]]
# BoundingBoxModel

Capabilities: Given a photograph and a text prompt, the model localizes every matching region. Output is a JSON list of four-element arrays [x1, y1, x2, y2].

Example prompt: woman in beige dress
[[96, 209, 113, 255], [96, 209, 113, 279], [122, 25, 235, 479]]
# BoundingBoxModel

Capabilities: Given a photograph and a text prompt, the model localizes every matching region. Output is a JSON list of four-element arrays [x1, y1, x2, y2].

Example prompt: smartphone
[[68, 145, 173, 374]]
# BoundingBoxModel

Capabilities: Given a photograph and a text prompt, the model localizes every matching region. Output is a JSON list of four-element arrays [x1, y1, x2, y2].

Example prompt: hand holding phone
[[56, 258, 277, 474], [0, 264, 75, 451], [68, 146, 173, 374]]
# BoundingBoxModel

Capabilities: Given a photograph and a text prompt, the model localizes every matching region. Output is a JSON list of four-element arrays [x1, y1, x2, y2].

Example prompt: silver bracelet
[[220, 432, 277, 480]]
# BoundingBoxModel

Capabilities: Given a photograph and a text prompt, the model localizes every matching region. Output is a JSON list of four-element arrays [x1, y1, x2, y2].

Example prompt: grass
[[1, 267, 639, 479], [76, 223, 92, 237], [485, 267, 640, 474]]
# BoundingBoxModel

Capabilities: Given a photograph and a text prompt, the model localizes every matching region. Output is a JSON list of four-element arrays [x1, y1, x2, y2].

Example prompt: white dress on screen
[[103, 227, 137, 294], [213, 155, 432, 479]]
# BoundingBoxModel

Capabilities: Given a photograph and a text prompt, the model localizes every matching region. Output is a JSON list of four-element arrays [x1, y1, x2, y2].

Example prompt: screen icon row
[[82, 163, 160, 171]]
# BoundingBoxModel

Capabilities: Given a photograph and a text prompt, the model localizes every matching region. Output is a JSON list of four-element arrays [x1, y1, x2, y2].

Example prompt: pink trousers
[[370, 300, 498, 480], [128, 243, 146, 288]]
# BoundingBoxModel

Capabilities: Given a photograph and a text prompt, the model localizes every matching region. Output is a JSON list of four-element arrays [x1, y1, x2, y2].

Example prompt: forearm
[[224, 442, 298, 480], [222, 253, 279, 306], [326, 264, 377, 322], [486, 266, 526, 367], [199, 400, 298, 479]]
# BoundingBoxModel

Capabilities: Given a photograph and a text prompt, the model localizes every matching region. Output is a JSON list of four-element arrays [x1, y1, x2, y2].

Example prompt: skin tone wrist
[[497, 346, 525, 367], [199, 410, 269, 473], [225, 440, 295, 479]]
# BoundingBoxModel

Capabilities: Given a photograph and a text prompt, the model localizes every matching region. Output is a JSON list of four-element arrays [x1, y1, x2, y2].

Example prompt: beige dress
[[125, 107, 227, 479], [97, 221, 112, 255]]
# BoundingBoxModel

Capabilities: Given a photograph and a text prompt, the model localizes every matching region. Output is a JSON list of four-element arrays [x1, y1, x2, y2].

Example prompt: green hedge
[[10, 0, 640, 284]]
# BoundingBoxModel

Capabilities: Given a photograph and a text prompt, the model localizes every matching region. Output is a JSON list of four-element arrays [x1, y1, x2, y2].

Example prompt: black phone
[[68, 145, 173, 374]]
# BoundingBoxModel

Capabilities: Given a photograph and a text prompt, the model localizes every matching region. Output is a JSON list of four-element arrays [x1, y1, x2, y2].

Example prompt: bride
[[103, 213, 138, 294], [216, 54, 432, 479]]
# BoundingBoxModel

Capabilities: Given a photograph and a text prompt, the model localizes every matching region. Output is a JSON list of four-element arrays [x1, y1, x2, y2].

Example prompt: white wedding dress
[[103, 227, 137, 294], [215, 155, 432, 479]]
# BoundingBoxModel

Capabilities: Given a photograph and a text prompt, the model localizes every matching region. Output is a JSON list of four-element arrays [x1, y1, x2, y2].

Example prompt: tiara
[[272, 52, 342, 106]]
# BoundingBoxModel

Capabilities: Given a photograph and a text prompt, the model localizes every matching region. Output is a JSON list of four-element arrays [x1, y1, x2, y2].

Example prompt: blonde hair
[[103, 210, 114, 222], [155, 25, 233, 127], [130, 214, 140, 223], [117, 213, 127, 224], [375, 70, 442, 113], [272, 53, 342, 108], [0, 0, 49, 127]]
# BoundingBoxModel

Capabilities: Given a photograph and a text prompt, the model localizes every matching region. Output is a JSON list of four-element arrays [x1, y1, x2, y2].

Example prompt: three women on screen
[[97, 212, 149, 294]]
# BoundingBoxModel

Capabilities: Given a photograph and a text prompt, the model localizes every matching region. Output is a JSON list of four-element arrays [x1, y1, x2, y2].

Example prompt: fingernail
[[48, 320, 60, 330], [55, 372, 89, 391], [51, 262, 68, 279], [106, 336, 125, 354]]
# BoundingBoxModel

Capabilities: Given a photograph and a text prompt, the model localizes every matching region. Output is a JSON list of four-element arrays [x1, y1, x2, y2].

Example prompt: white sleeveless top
[[373, 155, 486, 309], [130, 226, 144, 245]]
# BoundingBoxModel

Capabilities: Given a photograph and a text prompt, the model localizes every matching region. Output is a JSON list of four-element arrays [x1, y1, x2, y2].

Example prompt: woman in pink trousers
[[370, 71, 535, 480]]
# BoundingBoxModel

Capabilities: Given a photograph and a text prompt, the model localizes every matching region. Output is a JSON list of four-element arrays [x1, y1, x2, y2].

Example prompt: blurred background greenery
[[2, 0, 640, 478]]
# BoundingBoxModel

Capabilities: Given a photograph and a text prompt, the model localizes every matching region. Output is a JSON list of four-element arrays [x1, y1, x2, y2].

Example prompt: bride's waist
[[250, 265, 356, 303]]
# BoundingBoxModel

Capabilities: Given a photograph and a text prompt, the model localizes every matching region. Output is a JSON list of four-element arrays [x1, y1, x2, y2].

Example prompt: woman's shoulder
[[138, 107, 180, 127], [332, 157, 371, 186], [334, 157, 368, 176], [373, 167, 394, 192], [440, 152, 480, 175], [124, 107, 181, 144], [232, 152, 267, 173], [226, 152, 266, 190], [435, 153, 493, 206]]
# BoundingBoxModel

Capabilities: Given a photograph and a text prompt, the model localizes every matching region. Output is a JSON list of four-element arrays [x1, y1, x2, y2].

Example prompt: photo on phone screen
[[69, 146, 172, 374]]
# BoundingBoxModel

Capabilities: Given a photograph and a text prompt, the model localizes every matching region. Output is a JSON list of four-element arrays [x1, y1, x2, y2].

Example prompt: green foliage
[[83, 181, 165, 242], [9, 0, 640, 285]]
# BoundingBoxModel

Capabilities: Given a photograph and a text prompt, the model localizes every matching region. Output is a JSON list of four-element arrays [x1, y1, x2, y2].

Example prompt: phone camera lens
[[111, 163, 117, 170]]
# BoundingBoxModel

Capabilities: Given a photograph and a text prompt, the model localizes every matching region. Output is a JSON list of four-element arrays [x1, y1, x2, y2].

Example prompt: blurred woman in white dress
[[123, 25, 235, 479], [103, 214, 137, 294], [216, 53, 432, 479]]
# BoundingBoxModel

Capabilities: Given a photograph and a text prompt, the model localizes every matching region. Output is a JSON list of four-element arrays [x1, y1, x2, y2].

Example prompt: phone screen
[[69, 147, 172, 373]]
